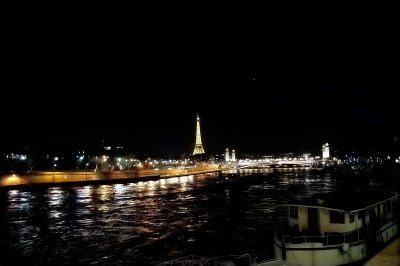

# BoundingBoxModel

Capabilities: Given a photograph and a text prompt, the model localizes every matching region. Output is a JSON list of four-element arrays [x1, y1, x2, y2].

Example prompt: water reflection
[[76, 186, 92, 204], [1, 170, 397, 265], [98, 185, 114, 202]]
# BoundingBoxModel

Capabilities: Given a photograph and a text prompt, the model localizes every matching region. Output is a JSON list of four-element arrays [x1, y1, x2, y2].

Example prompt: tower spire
[[193, 113, 205, 155]]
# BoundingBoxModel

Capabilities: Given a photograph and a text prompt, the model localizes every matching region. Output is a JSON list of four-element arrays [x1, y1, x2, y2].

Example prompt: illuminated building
[[322, 143, 330, 159], [192, 114, 205, 155], [225, 148, 230, 161], [224, 148, 236, 162]]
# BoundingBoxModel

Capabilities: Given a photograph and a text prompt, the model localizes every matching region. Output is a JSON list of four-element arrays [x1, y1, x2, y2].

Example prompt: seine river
[[0, 168, 398, 265]]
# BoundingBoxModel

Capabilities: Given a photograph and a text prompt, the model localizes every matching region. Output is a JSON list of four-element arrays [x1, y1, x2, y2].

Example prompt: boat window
[[281, 206, 289, 219], [349, 213, 354, 223], [330, 210, 345, 224], [290, 206, 298, 219]]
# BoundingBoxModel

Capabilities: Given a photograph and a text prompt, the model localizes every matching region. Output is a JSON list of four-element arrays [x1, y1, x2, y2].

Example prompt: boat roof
[[282, 190, 398, 212], [253, 260, 303, 266]]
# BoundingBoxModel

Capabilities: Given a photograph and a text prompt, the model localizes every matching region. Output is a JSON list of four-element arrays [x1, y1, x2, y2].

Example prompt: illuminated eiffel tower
[[192, 114, 205, 155]]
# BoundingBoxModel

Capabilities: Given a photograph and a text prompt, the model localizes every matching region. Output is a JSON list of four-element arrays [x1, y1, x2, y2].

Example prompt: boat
[[274, 190, 399, 266], [157, 254, 303, 266]]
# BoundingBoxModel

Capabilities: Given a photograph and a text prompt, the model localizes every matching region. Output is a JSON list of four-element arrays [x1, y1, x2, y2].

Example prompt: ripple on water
[[2, 169, 395, 265]]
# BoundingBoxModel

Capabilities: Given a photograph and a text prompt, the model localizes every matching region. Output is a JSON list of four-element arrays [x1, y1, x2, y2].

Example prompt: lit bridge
[[238, 159, 316, 169]]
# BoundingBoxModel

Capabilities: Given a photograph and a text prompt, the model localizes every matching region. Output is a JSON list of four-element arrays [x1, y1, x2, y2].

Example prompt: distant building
[[193, 114, 205, 155], [225, 148, 236, 162], [225, 148, 230, 162], [322, 143, 330, 159]]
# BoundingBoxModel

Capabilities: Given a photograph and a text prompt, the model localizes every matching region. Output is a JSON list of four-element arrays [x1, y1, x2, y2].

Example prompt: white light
[[322, 143, 330, 159]]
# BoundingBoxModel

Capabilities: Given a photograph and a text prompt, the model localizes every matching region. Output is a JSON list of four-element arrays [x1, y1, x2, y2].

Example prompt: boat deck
[[363, 237, 400, 266]]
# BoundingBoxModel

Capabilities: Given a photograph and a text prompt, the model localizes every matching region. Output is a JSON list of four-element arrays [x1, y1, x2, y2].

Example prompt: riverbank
[[0, 167, 223, 190], [364, 237, 400, 266]]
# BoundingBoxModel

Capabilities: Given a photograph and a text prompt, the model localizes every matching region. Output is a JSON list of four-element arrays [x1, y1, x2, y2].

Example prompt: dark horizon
[[1, 110, 398, 158], [2, 15, 399, 157], [2, 72, 399, 157]]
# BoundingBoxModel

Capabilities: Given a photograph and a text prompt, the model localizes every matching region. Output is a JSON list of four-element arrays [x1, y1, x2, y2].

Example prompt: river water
[[0, 168, 398, 265]]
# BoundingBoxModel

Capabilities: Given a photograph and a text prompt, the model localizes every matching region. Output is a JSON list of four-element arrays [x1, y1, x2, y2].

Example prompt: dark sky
[[2, 12, 399, 156]]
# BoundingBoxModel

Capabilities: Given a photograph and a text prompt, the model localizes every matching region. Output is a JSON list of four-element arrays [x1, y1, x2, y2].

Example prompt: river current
[[0, 168, 398, 265]]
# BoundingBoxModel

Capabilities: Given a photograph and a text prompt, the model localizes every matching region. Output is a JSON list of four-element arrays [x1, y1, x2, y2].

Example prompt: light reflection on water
[[0, 169, 395, 265]]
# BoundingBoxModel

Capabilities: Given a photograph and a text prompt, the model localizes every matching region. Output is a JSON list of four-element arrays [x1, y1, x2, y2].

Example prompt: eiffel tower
[[193, 114, 205, 155]]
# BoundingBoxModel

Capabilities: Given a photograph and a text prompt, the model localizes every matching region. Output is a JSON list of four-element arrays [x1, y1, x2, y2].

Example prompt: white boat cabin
[[283, 190, 398, 236], [274, 190, 399, 266]]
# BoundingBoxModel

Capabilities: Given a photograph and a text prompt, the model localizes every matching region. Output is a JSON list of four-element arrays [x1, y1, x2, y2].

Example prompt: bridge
[[238, 158, 316, 169]]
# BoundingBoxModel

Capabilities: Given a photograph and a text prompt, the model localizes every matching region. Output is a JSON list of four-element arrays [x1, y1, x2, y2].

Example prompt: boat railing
[[277, 230, 363, 246], [156, 255, 209, 266], [156, 254, 259, 266]]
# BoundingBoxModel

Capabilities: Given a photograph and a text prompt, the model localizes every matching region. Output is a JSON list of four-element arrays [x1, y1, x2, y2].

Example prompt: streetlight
[[102, 155, 108, 172], [53, 163, 57, 183], [52, 157, 59, 183], [85, 163, 89, 181]]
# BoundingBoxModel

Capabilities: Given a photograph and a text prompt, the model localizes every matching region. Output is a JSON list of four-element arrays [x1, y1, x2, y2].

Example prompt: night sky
[[2, 13, 399, 157]]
